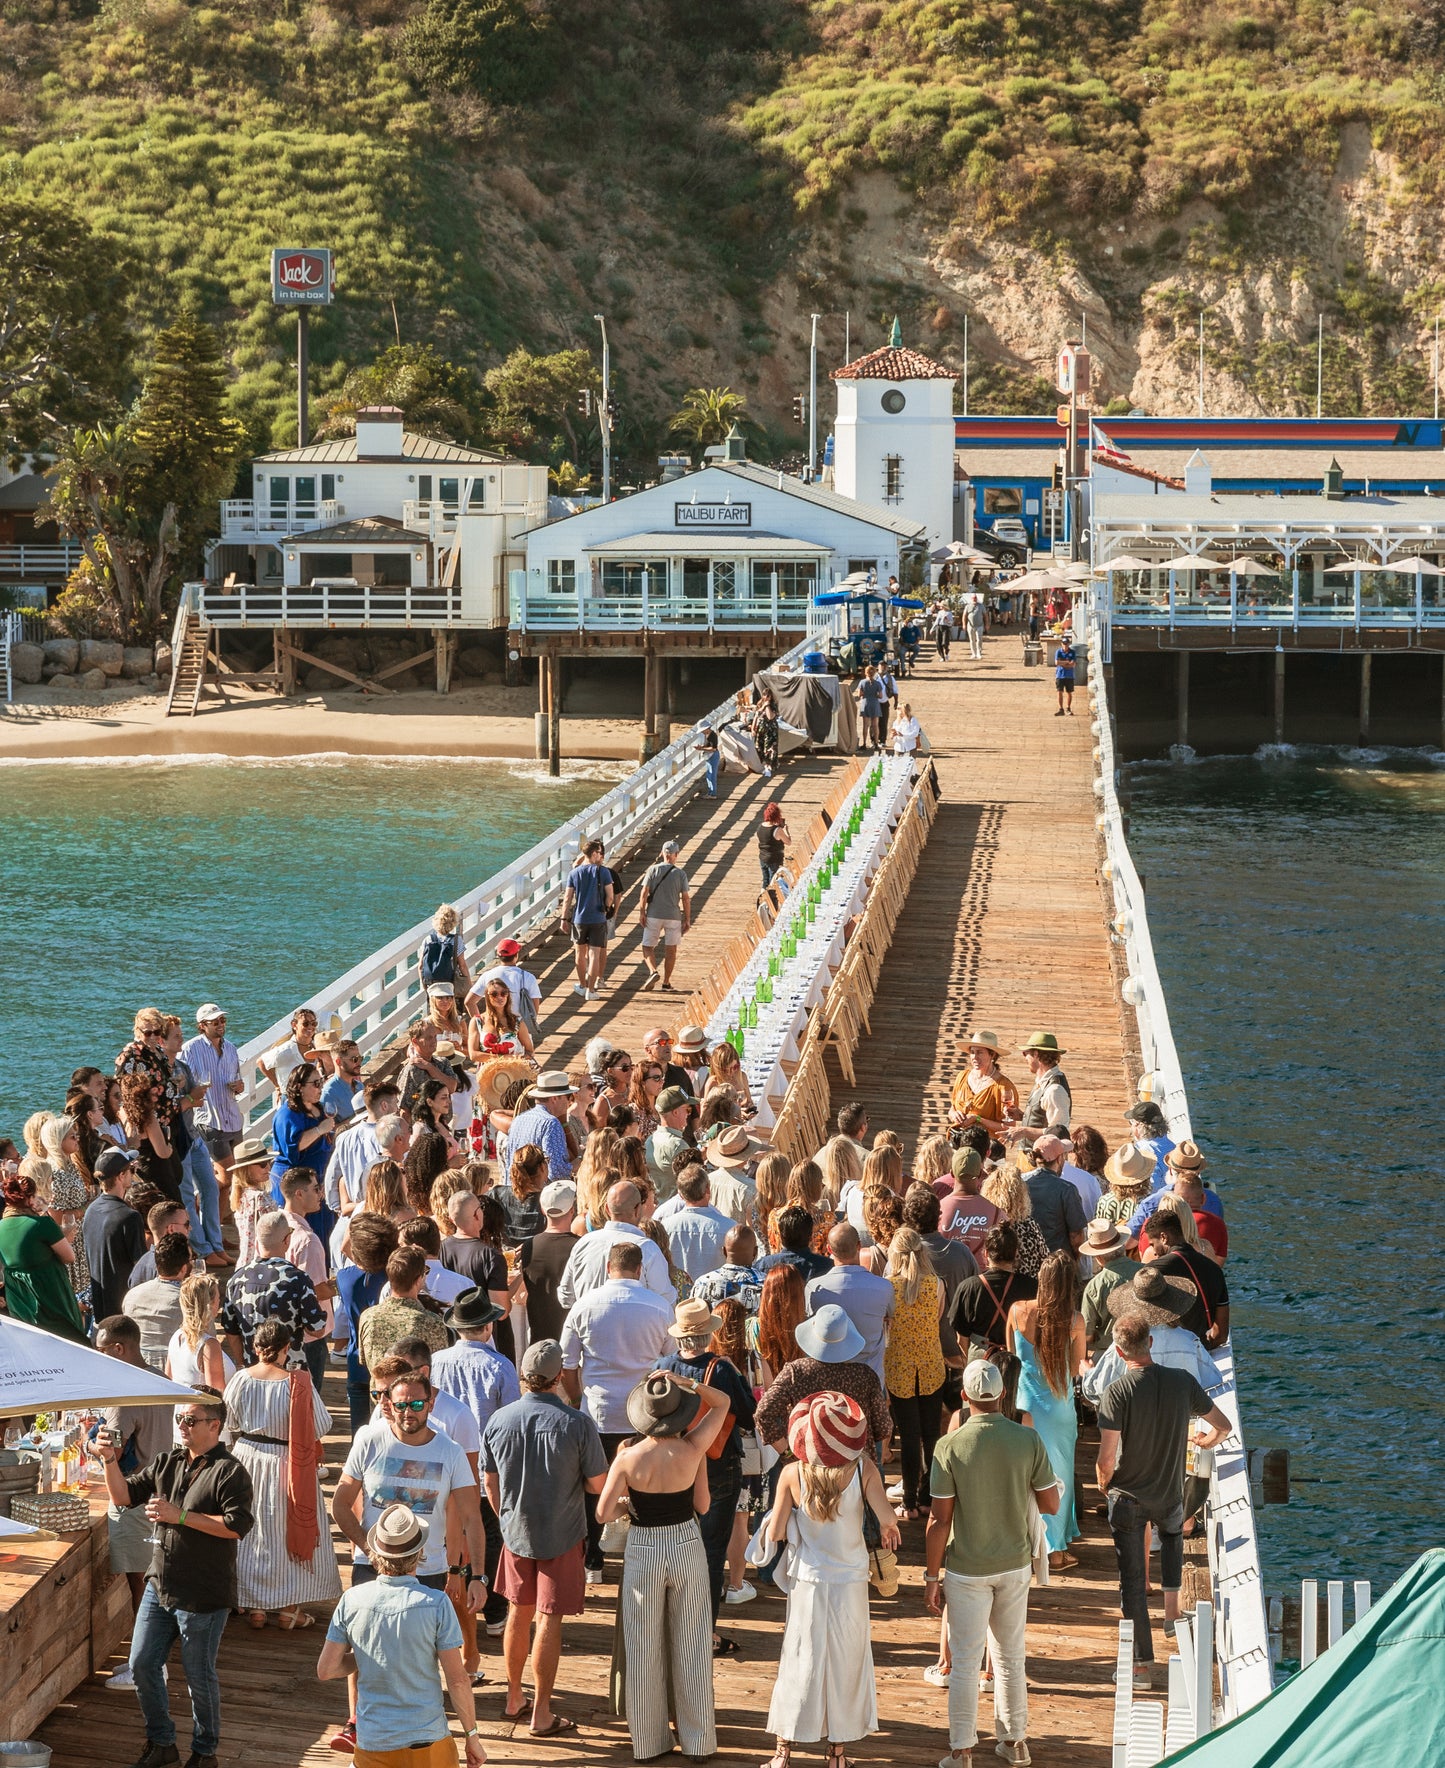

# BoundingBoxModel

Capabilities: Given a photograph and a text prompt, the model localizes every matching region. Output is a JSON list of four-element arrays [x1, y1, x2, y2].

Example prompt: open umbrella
[[1387, 555, 1445, 574], [1161, 552, 1225, 570], [930, 541, 995, 564], [1093, 554, 1157, 573], [1220, 556, 1281, 576], [0, 1316, 199, 1418]]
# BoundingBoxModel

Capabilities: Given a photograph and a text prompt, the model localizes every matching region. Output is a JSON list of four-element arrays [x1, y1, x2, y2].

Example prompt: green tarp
[[1165, 1549, 1445, 1767]]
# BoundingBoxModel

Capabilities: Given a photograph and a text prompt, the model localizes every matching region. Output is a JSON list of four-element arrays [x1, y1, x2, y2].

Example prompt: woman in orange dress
[[948, 1030, 1020, 1135]]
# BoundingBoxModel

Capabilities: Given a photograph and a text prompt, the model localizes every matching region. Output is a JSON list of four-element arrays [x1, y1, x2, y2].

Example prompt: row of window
[[545, 559, 820, 598], [259, 474, 485, 509]]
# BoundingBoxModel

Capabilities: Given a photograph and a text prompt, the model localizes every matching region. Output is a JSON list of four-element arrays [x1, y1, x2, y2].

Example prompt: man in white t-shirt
[[379, 1217, 475, 1306], [332, 1366, 487, 1749], [469, 937, 542, 1035], [260, 1006, 319, 1098]]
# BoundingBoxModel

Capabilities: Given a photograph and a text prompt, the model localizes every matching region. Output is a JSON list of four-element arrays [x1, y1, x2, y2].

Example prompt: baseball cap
[[540, 1180, 577, 1218], [94, 1146, 138, 1184], [656, 1086, 691, 1116], [950, 1147, 983, 1182], [1124, 1101, 1166, 1129], [497, 938, 521, 959], [962, 1360, 1004, 1403], [195, 1003, 226, 1024], [521, 1339, 564, 1384]]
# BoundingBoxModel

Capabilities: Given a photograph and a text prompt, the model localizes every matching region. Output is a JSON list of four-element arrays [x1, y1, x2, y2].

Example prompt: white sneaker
[[641, 970, 661, 992], [995, 1743, 1030, 1766], [585, 1566, 603, 1585], [922, 1664, 949, 1687], [584, 988, 598, 1001], [106, 1664, 136, 1691], [762, 766, 773, 779], [572, 983, 586, 997], [886, 1480, 906, 1501], [723, 1582, 757, 1605], [485, 1619, 506, 1636]]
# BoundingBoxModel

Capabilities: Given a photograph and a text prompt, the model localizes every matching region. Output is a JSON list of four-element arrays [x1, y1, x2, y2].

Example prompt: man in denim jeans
[[1095, 1314, 1231, 1691], [925, 1359, 1060, 1768], [96, 1388, 254, 1768]]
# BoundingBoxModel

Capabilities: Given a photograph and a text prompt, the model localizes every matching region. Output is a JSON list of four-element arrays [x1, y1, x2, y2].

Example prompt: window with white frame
[[547, 559, 576, 595], [748, 560, 818, 599]]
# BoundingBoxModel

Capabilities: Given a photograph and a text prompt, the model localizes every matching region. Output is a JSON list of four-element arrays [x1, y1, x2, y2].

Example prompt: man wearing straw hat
[[1010, 1032, 1072, 1146], [318, 1502, 485, 1767]]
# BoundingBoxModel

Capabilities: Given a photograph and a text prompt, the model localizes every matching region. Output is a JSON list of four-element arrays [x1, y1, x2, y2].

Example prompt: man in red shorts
[[480, 1340, 607, 1739]]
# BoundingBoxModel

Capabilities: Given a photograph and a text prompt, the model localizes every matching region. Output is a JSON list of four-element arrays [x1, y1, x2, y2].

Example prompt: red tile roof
[[832, 345, 957, 382]]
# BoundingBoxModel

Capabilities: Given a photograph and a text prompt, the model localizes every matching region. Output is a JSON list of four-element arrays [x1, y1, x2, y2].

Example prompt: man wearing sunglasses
[[330, 1370, 487, 1755], [96, 1390, 254, 1768]]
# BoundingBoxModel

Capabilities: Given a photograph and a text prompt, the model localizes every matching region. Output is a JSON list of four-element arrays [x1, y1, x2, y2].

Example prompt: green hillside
[[4, 0, 1445, 458]]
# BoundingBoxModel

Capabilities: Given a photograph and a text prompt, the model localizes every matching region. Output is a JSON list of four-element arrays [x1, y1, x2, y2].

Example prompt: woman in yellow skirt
[[948, 1030, 1020, 1136]]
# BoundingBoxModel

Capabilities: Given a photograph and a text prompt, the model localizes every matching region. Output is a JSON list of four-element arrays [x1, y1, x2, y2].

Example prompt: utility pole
[[808, 312, 820, 482], [1435, 314, 1440, 422], [296, 309, 310, 447], [1316, 313, 1324, 419], [844, 310, 850, 364], [963, 314, 969, 417], [594, 313, 611, 502], [1197, 312, 1205, 418]]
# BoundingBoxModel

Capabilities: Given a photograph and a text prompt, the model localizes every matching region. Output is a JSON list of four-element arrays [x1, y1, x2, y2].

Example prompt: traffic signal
[[792, 394, 806, 426], [578, 388, 592, 416], [1050, 458, 1064, 490], [605, 391, 618, 423]]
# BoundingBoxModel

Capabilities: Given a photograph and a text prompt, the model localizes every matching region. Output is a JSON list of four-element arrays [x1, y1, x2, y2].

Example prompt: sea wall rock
[[121, 645, 155, 679], [42, 636, 80, 673], [9, 642, 44, 684], [80, 638, 125, 677], [47, 672, 78, 691], [77, 666, 110, 690], [155, 643, 173, 679]]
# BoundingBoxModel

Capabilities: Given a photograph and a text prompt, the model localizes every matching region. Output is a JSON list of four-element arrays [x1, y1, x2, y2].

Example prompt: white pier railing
[[233, 636, 813, 1136], [1085, 601, 1273, 1722]]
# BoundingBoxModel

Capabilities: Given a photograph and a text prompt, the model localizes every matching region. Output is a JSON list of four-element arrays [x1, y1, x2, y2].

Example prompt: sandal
[[1047, 1552, 1079, 1572], [245, 1609, 267, 1630], [278, 1607, 316, 1630], [827, 1748, 853, 1768], [760, 1747, 791, 1768], [529, 1715, 575, 1739], [503, 1696, 532, 1721], [713, 1634, 741, 1655]]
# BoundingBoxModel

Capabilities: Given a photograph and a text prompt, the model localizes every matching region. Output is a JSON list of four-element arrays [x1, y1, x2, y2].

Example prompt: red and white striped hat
[[787, 1391, 868, 1467]]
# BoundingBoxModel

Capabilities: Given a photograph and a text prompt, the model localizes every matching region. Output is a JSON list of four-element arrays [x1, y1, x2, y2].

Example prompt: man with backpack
[[419, 904, 471, 1001]]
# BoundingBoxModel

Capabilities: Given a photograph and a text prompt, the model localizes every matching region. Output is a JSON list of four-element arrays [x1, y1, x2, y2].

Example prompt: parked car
[[971, 518, 1030, 568]]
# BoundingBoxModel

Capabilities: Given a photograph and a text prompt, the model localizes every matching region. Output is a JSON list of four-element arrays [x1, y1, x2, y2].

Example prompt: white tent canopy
[[0, 1316, 199, 1419], [931, 541, 995, 564], [1095, 554, 1157, 573], [1388, 555, 1445, 574]]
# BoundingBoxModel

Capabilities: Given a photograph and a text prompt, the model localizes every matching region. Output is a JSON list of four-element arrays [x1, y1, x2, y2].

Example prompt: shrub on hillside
[[400, 0, 563, 101]]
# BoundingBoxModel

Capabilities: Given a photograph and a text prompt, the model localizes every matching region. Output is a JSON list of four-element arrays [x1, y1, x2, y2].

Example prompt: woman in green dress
[[0, 1172, 86, 1341]]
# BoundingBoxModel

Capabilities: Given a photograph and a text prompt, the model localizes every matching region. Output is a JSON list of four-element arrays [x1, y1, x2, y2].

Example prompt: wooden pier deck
[[39, 634, 1144, 1768]]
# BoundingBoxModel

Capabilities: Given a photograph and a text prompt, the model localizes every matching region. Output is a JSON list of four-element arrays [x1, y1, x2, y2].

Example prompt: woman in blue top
[[269, 1061, 336, 1205], [1054, 638, 1077, 716]]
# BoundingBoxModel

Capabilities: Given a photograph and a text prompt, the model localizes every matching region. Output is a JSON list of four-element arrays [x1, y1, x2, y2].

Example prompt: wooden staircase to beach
[[164, 606, 211, 716]]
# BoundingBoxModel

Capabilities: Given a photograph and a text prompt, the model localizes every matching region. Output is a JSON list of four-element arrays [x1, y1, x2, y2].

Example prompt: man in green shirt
[[925, 1360, 1061, 1768], [1079, 1219, 1141, 1360]]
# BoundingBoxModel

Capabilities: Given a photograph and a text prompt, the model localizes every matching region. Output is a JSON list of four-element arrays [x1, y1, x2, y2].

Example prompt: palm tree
[[668, 387, 756, 455]]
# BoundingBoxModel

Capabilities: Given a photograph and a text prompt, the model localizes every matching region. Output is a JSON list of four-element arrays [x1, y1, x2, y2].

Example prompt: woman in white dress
[[761, 1391, 901, 1768], [165, 1274, 236, 1440], [223, 1317, 340, 1629]]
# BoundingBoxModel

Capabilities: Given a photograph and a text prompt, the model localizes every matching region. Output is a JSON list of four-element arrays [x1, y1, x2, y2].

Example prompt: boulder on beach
[[46, 671, 78, 691], [42, 636, 80, 674], [80, 638, 125, 676], [9, 642, 44, 684], [155, 643, 173, 678], [121, 645, 155, 679], [77, 666, 110, 690]]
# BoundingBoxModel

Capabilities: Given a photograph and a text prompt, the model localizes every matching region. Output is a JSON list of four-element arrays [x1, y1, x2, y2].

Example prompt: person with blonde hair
[[40, 1112, 91, 1304], [771, 1160, 831, 1257], [861, 1144, 902, 1196], [706, 1041, 754, 1115], [421, 901, 471, 1000], [166, 1272, 235, 1413], [754, 1151, 791, 1245], [982, 1165, 1049, 1277], [816, 1133, 863, 1214], [574, 1127, 625, 1231], [761, 1392, 900, 1768], [883, 1227, 946, 1519], [19, 1109, 54, 1196], [912, 1134, 953, 1194], [859, 1187, 902, 1273], [229, 1140, 275, 1269]]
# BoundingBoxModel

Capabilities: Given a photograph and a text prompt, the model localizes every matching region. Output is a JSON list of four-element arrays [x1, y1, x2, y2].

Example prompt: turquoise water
[[0, 757, 614, 1128], [1126, 746, 1445, 1595]]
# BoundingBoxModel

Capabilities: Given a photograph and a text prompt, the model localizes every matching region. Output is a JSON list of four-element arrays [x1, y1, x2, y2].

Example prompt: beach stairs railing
[[1290, 1578, 1371, 1670], [166, 592, 211, 718], [1, 610, 17, 705], [1112, 1605, 1215, 1768]]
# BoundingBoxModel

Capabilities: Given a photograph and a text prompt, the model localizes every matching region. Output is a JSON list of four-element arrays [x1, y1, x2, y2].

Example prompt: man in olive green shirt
[[1080, 1219, 1142, 1360], [925, 1361, 1060, 1768]]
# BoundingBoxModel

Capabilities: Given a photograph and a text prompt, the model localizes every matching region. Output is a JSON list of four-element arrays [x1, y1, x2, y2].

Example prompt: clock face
[[881, 389, 906, 413]]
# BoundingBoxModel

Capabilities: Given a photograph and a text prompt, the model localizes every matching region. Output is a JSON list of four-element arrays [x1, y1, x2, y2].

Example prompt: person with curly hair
[[859, 1187, 903, 1274], [268, 1062, 335, 1207], [402, 1130, 451, 1218], [40, 1113, 92, 1306], [0, 1170, 85, 1340], [122, 1071, 183, 1206], [982, 1165, 1049, 1278]]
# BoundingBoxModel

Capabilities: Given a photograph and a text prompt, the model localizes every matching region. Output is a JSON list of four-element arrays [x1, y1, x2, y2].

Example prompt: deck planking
[[41, 634, 1155, 1768]]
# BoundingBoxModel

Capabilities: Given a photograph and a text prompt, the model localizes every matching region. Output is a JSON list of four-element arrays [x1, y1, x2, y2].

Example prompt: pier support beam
[[535, 657, 547, 760], [1358, 651, 1372, 743], [1175, 651, 1190, 748], [1273, 649, 1286, 743], [547, 651, 561, 778], [641, 645, 659, 761], [277, 626, 296, 696], [434, 629, 457, 696], [655, 653, 673, 751]]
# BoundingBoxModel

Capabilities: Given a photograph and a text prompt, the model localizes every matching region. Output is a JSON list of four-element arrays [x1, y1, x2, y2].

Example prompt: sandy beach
[[0, 679, 648, 761]]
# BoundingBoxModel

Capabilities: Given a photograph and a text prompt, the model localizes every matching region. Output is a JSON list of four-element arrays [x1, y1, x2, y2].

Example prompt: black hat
[[95, 1147, 138, 1184], [445, 1287, 506, 1331], [1124, 1101, 1167, 1129]]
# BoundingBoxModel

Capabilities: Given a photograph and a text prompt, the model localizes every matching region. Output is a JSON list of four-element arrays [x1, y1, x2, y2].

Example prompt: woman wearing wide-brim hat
[[948, 1030, 1020, 1136], [759, 1392, 900, 1768], [1094, 1140, 1158, 1227], [1104, 1264, 1196, 1327], [597, 1370, 732, 1761], [950, 1033, 1019, 1136], [468, 1055, 535, 1161]]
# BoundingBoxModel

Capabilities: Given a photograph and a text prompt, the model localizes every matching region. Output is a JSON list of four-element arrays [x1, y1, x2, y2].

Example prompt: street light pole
[[594, 313, 611, 503], [808, 312, 820, 482]]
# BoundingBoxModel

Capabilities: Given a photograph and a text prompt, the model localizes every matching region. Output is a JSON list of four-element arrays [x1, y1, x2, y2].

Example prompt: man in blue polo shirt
[[560, 837, 615, 1001]]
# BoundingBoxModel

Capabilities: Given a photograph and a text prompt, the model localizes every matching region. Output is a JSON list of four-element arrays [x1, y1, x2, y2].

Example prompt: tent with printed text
[[0, 1315, 199, 1417]]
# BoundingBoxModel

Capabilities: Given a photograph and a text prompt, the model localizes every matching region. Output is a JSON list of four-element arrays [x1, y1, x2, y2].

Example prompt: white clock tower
[[832, 319, 957, 552]]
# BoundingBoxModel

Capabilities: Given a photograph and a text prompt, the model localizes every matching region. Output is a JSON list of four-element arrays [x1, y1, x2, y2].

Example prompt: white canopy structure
[[0, 1316, 198, 1418]]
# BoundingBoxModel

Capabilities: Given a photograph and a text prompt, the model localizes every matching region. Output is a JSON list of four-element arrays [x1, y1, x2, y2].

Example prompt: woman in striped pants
[[597, 1370, 732, 1760]]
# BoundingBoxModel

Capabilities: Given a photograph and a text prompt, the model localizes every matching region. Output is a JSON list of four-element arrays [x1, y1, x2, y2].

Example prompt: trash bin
[[1023, 641, 1041, 667], [0, 1745, 53, 1768]]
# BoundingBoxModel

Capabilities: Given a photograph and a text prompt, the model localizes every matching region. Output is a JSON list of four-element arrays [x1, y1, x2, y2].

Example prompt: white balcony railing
[[197, 581, 463, 627], [219, 499, 342, 539], [513, 582, 813, 633], [1098, 568, 1445, 638], [0, 542, 81, 582]]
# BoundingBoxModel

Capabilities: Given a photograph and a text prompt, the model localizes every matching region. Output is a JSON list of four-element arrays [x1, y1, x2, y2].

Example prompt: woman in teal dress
[[1007, 1250, 1086, 1569], [0, 1172, 86, 1342]]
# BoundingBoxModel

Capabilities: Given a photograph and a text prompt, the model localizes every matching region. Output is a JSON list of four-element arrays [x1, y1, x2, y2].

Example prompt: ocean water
[[0, 756, 616, 1129], [1125, 744, 1445, 1596]]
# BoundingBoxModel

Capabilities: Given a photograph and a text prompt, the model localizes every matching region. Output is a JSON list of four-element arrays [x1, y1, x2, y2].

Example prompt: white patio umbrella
[[1386, 555, 1445, 574], [1220, 556, 1281, 576], [1161, 552, 1226, 570], [1011, 568, 1078, 592], [1093, 554, 1158, 573], [0, 1316, 199, 1418], [930, 541, 995, 564]]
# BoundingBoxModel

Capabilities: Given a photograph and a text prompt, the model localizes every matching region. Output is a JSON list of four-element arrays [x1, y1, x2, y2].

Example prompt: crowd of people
[[0, 955, 1235, 1768]]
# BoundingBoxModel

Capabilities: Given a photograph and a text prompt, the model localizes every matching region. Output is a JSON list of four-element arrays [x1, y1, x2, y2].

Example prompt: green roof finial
[[889, 315, 903, 348]]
